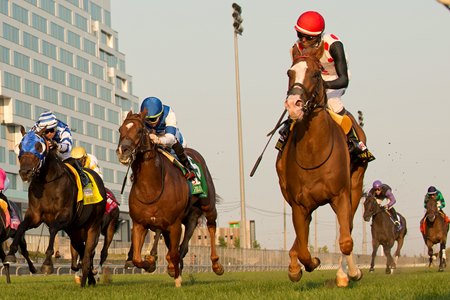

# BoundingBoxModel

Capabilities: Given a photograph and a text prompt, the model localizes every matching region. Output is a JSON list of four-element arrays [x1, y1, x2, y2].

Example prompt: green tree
[[218, 236, 227, 248], [234, 237, 240, 248], [252, 240, 261, 249]]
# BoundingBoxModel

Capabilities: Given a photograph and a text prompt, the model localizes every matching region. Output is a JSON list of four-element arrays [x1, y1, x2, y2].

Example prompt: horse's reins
[[120, 117, 166, 204]]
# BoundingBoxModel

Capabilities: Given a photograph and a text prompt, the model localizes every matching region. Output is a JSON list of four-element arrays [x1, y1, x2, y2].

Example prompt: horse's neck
[[297, 109, 332, 145], [40, 154, 66, 182]]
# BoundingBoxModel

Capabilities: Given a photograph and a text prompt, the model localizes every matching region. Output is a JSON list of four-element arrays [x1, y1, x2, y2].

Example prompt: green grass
[[0, 267, 449, 300]]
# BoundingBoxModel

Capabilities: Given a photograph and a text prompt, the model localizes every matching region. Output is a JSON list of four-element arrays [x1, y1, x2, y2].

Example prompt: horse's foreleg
[[5, 214, 38, 263], [41, 227, 58, 275], [427, 242, 434, 268], [383, 246, 394, 274], [81, 225, 101, 287], [439, 242, 446, 272], [131, 222, 152, 271], [288, 238, 303, 282], [370, 241, 379, 272], [165, 223, 183, 287], [17, 235, 37, 274], [99, 219, 116, 268]]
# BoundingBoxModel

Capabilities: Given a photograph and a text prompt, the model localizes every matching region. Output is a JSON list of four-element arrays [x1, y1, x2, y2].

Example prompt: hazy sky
[[110, 1, 450, 256]]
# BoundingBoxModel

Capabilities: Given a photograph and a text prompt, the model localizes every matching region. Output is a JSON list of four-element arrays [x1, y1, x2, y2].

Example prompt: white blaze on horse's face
[[125, 122, 134, 130], [290, 61, 308, 86]]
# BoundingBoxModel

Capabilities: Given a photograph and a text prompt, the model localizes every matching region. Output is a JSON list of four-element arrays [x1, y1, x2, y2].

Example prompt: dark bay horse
[[421, 198, 448, 271], [363, 195, 407, 274], [5, 127, 106, 287], [276, 46, 368, 287], [0, 194, 36, 283], [116, 111, 224, 287], [71, 188, 121, 281]]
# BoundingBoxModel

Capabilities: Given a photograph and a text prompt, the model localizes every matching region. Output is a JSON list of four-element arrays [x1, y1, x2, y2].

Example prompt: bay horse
[[276, 46, 368, 287], [0, 193, 36, 283], [5, 127, 106, 287], [116, 110, 224, 287], [363, 195, 407, 274], [71, 188, 122, 281], [421, 198, 448, 271]]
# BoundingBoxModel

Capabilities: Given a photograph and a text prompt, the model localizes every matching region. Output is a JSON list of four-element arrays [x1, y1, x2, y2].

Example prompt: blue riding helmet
[[372, 180, 382, 189], [427, 186, 437, 195], [140, 97, 163, 121]]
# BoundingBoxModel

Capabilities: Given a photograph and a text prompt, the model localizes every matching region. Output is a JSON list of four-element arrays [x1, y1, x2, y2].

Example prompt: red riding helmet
[[295, 11, 325, 36]]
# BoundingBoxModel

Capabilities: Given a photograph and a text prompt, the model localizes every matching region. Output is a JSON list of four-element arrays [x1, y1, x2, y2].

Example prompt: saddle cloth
[[64, 163, 103, 205]]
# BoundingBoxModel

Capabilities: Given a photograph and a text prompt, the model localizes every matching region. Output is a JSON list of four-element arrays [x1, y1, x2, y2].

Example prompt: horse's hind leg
[[81, 226, 101, 287], [202, 207, 224, 275], [17, 234, 37, 274], [370, 242, 379, 272], [393, 237, 405, 269], [439, 242, 446, 272], [0, 246, 11, 283], [383, 246, 394, 274]]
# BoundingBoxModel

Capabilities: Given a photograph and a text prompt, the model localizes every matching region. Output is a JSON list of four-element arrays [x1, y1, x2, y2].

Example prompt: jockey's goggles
[[297, 31, 318, 41], [146, 116, 160, 123], [45, 128, 55, 134]]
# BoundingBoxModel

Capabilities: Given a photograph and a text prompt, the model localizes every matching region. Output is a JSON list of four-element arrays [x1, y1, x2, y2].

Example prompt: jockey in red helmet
[[277, 11, 374, 163]]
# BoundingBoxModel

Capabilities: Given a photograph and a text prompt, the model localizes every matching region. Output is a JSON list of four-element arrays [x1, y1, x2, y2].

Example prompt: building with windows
[[0, 0, 138, 244]]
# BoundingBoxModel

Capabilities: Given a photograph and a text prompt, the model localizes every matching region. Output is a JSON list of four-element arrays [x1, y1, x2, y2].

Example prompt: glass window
[[61, 92, 75, 110], [50, 22, 64, 42], [67, 30, 80, 49], [24, 79, 40, 98], [101, 127, 113, 143], [35, 106, 47, 120], [32, 13, 47, 33], [13, 51, 30, 72], [90, 2, 101, 21], [91, 62, 104, 79], [42, 40, 57, 59], [93, 104, 105, 119], [12, 3, 29, 25], [58, 4, 71, 24], [70, 117, 84, 134], [79, 141, 91, 153], [33, 60, 49, 78], [84, 80, 97, 97], [83, 38, 96, 56], [77, 98, 90, 115], [59, 48, 73, 66], [4, 72, 21, 92], [0, 45, 10, 64], [23, 32, 39, 52], [0, 0, 8, 15], [118, 59, 125, 72], [15, 100, 32, 119], [76, 55, 89, 73], [0, 146, 5, 163], [74, 13, 87, 31], [109, 149, 119, 164], [25, 0, 37, 6], [107, 109, 119, 125], [51, 66, 66, 85], [68, 73, 82, 91], [43, 86, 58, 104], [41, 0, 55, 15], [66, 0, 79, 8], [102, 168, 114, 184], [54, 112, 67, 124], [104, 10, 111, 27], [86, 122, 98, 138], [3, 24, 20, 44], [95, 145, 107, 161], [99, 86, 111, 102]]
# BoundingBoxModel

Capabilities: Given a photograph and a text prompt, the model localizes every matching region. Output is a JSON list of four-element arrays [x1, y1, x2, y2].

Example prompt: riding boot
[[389, 207, 401, 230], [172, 141, 196, 180], [347, 128, 375, 162], [68, 158, 90, 188], [275, 118, 293, 152]]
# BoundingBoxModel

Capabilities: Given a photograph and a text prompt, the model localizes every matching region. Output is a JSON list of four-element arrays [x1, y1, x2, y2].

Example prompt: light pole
[[358, 110, 367, 255], [231, 3, 247, 248]]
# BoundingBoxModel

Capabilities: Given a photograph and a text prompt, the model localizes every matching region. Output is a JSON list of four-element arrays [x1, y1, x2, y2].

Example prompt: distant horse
[[421, 198, 449, 271], [276, 46, 368, 287], [71, 188, 121, 279], [5, 127, 106, 287], [116, 111, 224, 287], [363, 195, 407, 274], [0, 194, 36, 283]]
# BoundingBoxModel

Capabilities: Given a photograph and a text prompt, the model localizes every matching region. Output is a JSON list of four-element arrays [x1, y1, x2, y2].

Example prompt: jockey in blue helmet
[[140, 97, 195, 180], [368, 180, 400, 228], [32, 111, 89, 187]]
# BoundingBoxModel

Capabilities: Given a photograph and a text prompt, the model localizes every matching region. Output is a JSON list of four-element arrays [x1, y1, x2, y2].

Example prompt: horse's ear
[[126, 110, 133, 118], [20, 126, 26, 136], [140, 108, 148, 119]]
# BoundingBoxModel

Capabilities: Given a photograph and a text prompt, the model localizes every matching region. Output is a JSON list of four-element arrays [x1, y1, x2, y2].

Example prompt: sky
[[110, 1, 450, 257]]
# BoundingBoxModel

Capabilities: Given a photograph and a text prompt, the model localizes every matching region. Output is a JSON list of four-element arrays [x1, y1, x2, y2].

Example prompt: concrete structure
[[0, 0, 138, 243]]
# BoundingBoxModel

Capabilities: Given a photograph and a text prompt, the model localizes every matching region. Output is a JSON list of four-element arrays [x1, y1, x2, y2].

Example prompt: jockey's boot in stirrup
[[73, 159, 90, 188], [347, 128, 375, 162], [172, 142, 196, 180], [275, 119, 293, 152]]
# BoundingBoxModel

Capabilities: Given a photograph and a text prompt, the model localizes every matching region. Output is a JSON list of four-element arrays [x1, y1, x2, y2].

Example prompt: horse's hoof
[[41, 264, 54, 275], [124, 260, 134, 269], [29, 265, 37, 274], [385, 268, 392, 275], [288, 268, 302, 282], [438, 268, 444, 272], [369, 268, 374, 273], [4, 255, 16, 264], [175, 276, 182, 288], [74, 274, 81, 285], [213, 264, 224, 276], [348, 269, 363, 281], [336, 274, 349, 287], [167, 266, 175, 278]]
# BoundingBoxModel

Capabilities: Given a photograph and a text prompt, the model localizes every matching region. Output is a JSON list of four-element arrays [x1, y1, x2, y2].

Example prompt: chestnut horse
[[5, 127, 106, 287], [363, 195, 407, 274], [421, 198, 448, 271], [276, 46, 368, 287], [0, 194, 36, 283], [116, 111, 224, 287]]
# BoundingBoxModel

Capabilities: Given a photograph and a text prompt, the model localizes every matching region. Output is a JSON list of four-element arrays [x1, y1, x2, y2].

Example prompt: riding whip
[[250, 109, 287, 177], [120, 162, 131, 194]]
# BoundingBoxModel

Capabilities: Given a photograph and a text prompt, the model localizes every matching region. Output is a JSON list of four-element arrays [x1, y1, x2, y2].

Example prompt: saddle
[[64, 163, 103, 205]]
